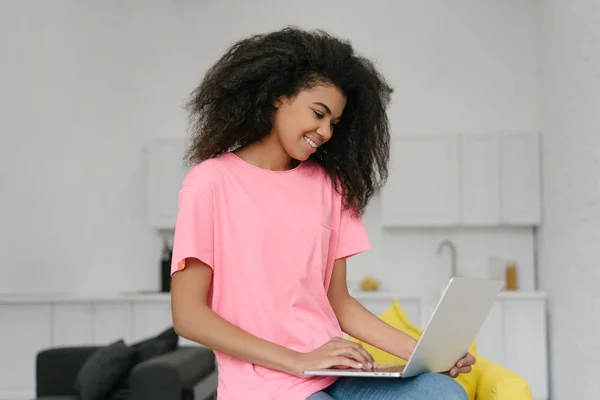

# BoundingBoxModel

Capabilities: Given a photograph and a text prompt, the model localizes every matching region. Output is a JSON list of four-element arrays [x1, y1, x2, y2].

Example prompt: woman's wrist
[[286, 349, 306, 377], [395, 335, 417, 360]]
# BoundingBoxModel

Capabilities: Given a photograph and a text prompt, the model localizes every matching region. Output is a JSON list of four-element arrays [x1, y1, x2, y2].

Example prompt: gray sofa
[[34, 345, 217, 400]]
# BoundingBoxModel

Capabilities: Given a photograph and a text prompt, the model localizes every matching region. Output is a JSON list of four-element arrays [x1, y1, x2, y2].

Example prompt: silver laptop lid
[[402, 277, 504, 377]]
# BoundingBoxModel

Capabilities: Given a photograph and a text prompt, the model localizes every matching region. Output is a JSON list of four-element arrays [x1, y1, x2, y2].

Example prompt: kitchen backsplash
[[345, 198, 536, 294]]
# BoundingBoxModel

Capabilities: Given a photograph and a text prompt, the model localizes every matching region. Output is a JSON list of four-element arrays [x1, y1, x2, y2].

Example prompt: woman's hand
[[292, 337, 375, 378], [447, 352, 476, 378]]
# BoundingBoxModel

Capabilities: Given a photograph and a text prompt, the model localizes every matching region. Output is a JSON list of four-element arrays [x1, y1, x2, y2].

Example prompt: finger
[[353, 343, 375, 366], [465, 353, 476, 365], [331, 356, 363, 370], [344, 342, 374, 367], [328, 340, 374, 369], [448, 367, 458, 378], [338, 346, 371, 367], [457, 366, 472, 375], [458, 353, 476, 367], [357, 345, 375, 368], [331, 340, 368, 363]]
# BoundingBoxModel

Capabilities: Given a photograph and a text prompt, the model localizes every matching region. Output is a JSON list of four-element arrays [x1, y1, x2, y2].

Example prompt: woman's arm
[[171, 259, 300, 375], [327, 258, 417, 360], [328, 258, 476, 377], [171, 258, 367, 377]]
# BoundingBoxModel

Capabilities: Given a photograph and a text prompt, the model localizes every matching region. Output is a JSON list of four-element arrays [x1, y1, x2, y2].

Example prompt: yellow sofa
[[348, 298, 533, 400]]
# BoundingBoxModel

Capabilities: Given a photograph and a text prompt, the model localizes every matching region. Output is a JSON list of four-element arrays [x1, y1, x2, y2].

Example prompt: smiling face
[[271, 83, 347, 161]]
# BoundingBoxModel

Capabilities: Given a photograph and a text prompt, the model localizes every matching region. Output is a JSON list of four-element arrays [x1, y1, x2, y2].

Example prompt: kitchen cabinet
[[92, 301, 135, 344], [460, 132, 541, 226], [144, 132, 541, 230], [52, 301, 134, 346], [0, 293, 196, 400], [460, 133, 501, 225], [52, 302, 94, 346], [501, 298, 548, 400], [381, 132, 541, 228], [0, 291, 548, 400], [498, 132, 541, 225], [0, 303, 52, 400], [132, 299, 173, 341], [381, 135, 460, 227]]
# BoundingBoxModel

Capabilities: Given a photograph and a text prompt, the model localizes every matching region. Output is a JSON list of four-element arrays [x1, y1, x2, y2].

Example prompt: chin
[[284, 147, 308, 162], [294, 154, 310, 162]]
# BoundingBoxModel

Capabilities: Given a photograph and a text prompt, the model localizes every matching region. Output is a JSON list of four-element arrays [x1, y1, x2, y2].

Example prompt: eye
[[313, 110, 324, 119]]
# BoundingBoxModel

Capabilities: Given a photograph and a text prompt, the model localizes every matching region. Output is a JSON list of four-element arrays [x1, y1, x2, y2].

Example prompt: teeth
[[304, 136, 318, 148]]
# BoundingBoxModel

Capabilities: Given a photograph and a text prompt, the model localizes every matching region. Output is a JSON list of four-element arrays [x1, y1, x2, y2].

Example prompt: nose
[[316, 123, 333, 141]]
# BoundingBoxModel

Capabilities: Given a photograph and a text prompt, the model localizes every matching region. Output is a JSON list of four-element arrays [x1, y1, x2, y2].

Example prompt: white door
[[382, 135, 460, 227], [92, 301, 134, 344], [460, 133, 501, 226], [499, 132, 541, 225], [132, 300, 173, 342], [503, 300, 548, 400], [474, 301, 504, 366], [52, 302, 94, 346], [0, 303, 52, 400]]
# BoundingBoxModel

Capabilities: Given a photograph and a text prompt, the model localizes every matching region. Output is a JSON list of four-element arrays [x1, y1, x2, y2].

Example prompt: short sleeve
[[335, 206, 371, 259], [170, 184, 214, 275]]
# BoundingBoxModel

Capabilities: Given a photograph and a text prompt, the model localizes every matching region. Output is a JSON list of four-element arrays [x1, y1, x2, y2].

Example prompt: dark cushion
[[74, 340, 137, 400], [36, 346, 100, 397], [37, 397, 80, 400], [107, 327, 179, 400], [133, 326, 179, 363], [106, 385, 130, 400]]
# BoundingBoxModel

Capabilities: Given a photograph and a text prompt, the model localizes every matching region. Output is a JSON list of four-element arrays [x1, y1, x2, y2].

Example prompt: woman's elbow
[[171, 305, 187, 337], [171, 301, 209, 340], [169, 263, 213, 338], [172, 315, 187, 337]]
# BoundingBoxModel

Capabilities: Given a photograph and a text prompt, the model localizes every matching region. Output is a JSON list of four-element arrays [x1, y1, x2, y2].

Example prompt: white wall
[[537, 0, 600, 398], [0, 0, 539, 295]]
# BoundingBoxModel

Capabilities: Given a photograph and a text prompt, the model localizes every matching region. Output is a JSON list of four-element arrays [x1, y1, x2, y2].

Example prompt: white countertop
[[0, 289, 546, 304], [0, 291, 172, 304], [351, 290, 547, 300]]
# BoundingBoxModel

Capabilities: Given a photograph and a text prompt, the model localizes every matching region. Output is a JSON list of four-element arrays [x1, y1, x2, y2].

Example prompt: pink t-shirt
[[170, 152, 371, 400]]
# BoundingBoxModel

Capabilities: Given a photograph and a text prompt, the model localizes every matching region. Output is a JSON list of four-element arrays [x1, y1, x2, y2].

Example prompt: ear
[[273, 94, 292, 108]]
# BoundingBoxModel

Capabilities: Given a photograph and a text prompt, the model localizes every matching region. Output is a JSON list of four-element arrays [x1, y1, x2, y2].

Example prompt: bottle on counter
[[160, 238, 173, 293], [504, 263, 518, 291]]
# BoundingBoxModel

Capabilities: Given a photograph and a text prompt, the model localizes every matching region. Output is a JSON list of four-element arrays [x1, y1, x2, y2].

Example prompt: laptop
[[303, 277, 504, 378]]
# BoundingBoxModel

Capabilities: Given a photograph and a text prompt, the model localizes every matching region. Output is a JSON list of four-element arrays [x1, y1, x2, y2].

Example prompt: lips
[[303, 135, 319, 149]]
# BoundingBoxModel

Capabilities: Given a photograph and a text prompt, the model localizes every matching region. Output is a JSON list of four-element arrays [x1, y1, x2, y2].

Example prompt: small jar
[[505, 264, 518, 291]]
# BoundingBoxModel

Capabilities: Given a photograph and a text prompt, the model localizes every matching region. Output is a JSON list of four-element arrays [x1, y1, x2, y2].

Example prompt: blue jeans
[[307, 373, 467, 400]]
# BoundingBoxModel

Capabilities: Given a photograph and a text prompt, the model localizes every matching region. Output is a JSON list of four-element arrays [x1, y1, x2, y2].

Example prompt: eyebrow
[[312, 102, 341, 120], [312, 102, 331, 115]]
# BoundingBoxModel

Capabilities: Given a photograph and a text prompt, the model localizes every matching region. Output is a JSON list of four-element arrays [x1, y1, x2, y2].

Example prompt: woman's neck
[[234, 135, 298, 171]]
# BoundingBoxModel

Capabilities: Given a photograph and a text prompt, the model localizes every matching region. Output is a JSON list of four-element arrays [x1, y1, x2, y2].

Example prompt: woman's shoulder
[[301, 160, 346, 203], [301, 159, 328, 178], [302, 160, 338, 187], [181, 153, 232, 190]]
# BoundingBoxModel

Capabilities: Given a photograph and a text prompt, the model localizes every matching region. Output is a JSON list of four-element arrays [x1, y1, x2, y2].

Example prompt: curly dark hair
[[185, 26, 393, 215]]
